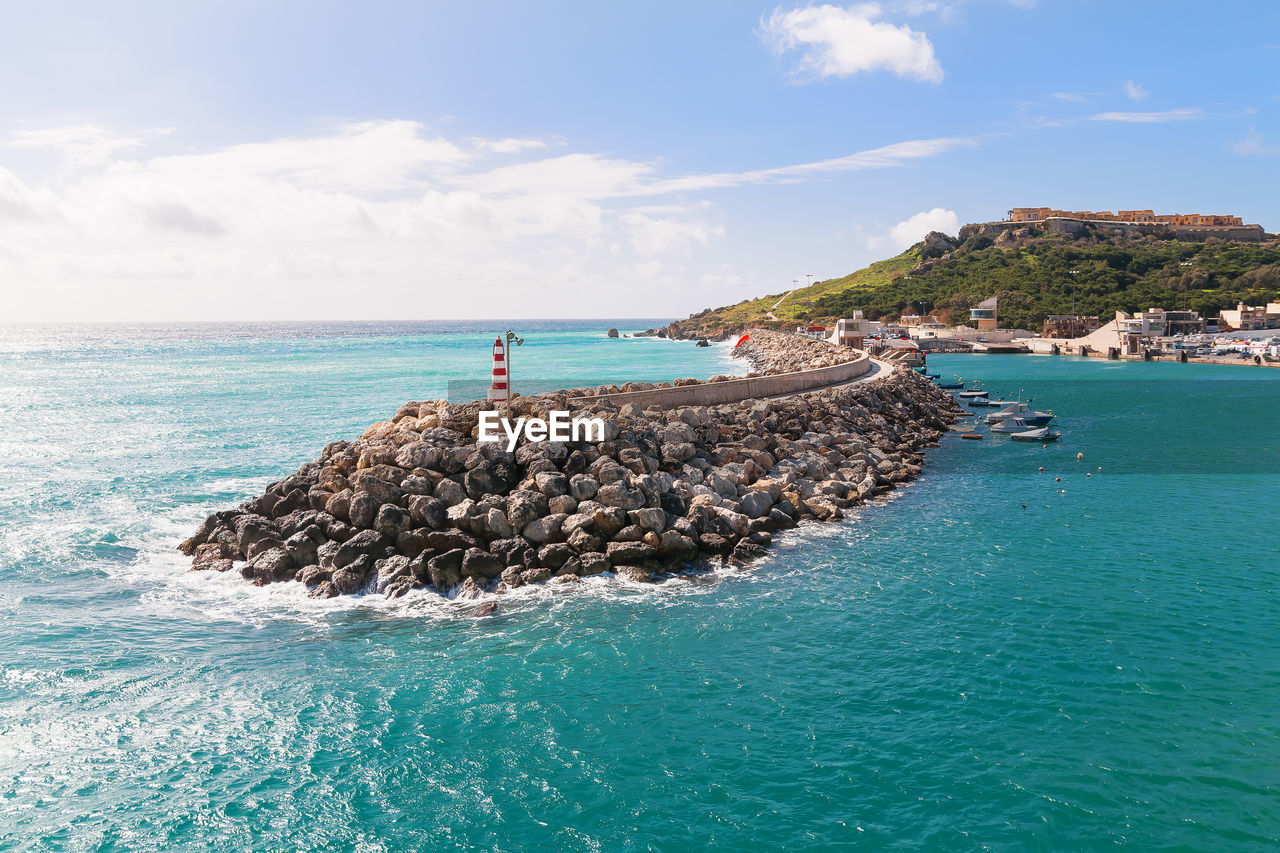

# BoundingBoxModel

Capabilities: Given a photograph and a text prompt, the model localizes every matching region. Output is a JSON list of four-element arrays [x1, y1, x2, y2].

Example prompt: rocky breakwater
[[731, 328, 851, 373], [180, 335, 958, 604]]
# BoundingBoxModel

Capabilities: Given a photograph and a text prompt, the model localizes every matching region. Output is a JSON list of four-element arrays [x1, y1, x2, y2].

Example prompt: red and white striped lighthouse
[[487, 337, 509, 405]]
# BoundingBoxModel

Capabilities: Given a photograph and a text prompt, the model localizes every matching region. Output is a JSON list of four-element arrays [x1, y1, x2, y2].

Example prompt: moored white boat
[[990, 417, 1032, 433], [1011, 427, 1061, 442], [986, 402, 1054, 425]]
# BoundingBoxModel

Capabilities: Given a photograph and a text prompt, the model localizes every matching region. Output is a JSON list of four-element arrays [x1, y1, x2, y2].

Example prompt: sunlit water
[[1, 324, 1277, 851]]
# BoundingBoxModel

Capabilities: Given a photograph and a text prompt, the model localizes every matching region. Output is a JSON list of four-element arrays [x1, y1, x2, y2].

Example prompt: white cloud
[[1123, 80, 1148, 100], [0, 121, 976, 321], [866, 207, 958, 252], [1088, 107, 1203, 123], [761, 4, 944, 83], [469, 137, 549, 154], [8, 125, 173, 168], [646, 136, 976, 194], [619, 210, 724, 256], [1231, 128, 1280, 157]]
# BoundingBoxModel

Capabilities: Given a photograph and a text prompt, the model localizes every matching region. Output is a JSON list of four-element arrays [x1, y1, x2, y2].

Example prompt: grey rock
[[427, 549, 464, 590], [522, 513, 567, 545], [606, 541, 657, 565], [375, 504, 412, 537], [434, 479, 467, 507], [461, 547, 504, 580], [596, 481, 645, 510], [395, 442, 442, 470], [568, 474, 599, 501], [333, 530, 388, 568]]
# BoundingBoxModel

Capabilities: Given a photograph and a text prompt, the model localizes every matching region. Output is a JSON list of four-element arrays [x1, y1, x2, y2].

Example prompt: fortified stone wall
[[961, 217, 1267, 243]]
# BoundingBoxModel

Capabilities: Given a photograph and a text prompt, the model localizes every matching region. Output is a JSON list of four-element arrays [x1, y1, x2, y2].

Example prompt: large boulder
[[657, 530, 698, 562], [465, 462, 515, 499], [333, 529, 388, 569], [247, 546, 295, 583], [606, 541, 657, 565], [595, 482, 645, 510], [568, 474, 599, 502], [395, 442, 441, 470], [349, 493, 380, 529], [522, 513, 567, 545], [349, 471, 402, 506], [373, 555, 413, 594], [375, 504, 412, 537], [461, 547, 504, 580], [332, 554, 374, 593], [739, 490, 773, 520], [506, 490, 549, 531], [232, 514, 279, 559], [426, 549, 464, 590]]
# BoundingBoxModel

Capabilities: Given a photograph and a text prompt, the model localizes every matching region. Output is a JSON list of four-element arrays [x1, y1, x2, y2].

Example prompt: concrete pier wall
[[591, 352, 873, 409]]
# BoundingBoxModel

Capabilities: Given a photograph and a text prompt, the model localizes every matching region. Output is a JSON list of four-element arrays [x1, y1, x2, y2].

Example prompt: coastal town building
[[1110, 308, 1207, 354], [970, 296, 998, 331], [1043, 315, 1101, 339], [1218, 302, 1280, 331], [1008, 208, 1244, 226], [828, 314, 865, 348], [908, 318, 948, 340]]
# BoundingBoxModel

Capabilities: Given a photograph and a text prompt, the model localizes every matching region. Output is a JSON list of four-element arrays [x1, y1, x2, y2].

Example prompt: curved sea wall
[[596, 330, 872, 409], [180, 331, 958, 602]]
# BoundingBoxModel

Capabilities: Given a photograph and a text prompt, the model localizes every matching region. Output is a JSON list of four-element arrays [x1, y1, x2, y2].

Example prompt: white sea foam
[[116, 482, 915, 630]]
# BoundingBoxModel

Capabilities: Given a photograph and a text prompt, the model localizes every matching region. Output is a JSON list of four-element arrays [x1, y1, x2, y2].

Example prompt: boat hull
[[1012, 430, 1061, 442]]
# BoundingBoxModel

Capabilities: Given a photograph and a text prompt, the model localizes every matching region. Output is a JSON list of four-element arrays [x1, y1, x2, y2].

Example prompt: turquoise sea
[[1, 321, 1277, 851]]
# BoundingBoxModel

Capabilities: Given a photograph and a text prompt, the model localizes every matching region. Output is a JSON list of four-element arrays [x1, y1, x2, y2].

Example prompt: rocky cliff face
[[181, 334, 958, 604]]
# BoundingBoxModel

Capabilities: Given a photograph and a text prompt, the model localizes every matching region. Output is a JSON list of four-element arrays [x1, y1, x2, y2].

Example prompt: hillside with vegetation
[[668, 222, 1280, 337]]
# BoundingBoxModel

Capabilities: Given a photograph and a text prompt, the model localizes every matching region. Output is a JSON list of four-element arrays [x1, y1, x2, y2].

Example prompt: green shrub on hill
[[811, 235, 1280, 331]]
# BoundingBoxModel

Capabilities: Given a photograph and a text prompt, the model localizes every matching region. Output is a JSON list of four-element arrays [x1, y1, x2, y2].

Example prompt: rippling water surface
[[1, 323, 1277, 851]]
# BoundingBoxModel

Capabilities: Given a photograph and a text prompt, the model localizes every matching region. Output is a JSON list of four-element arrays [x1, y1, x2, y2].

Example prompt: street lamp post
[[503, 330, 524, 415]]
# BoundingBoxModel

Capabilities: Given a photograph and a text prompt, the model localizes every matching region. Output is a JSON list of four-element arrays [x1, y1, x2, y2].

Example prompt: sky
[[1, 0, 1277, 322]]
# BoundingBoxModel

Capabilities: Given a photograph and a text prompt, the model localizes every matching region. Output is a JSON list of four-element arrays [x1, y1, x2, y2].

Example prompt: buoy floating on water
[[487, 337, 509, 404], [1077, 452, 1084, 460]]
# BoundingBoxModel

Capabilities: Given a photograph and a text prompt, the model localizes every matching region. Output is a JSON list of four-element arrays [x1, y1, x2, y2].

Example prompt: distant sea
[[1, 321, 1277, 851]]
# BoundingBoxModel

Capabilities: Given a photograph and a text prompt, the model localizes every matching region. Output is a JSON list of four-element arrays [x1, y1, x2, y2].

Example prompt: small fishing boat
[[969, 397, 1016, 408], [956, 392, 988, 401], [986, 402, 1054, 425], [990, 417, 1032, 433], [919, 371, 940, 379], [1011, 427, 1061, 442], [935, 381, 963, 389], [960, 432, 984, 440]]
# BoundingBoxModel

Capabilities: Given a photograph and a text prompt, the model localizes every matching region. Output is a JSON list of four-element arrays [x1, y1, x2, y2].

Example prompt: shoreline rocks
[[732, 328, 856, 373], [180, 331, 959, 603]]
